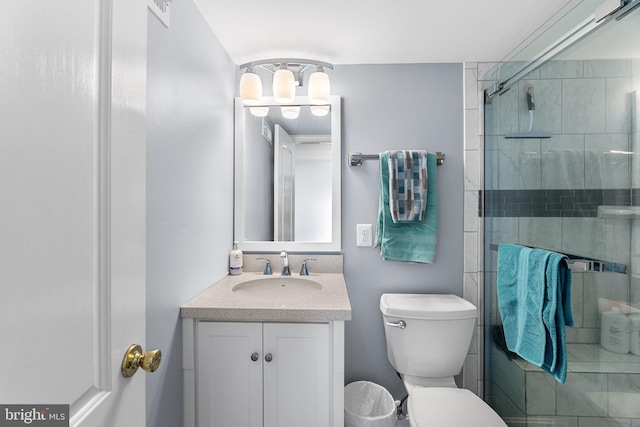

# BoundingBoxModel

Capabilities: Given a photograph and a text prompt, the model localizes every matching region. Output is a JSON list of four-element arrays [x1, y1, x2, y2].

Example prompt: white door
[[274, 125, 296, 241], [0, 1, 148, 426]]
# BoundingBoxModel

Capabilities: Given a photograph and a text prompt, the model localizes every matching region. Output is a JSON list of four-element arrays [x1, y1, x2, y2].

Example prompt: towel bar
[[489, 243, 627, 274], [348, 152, 445, 167]]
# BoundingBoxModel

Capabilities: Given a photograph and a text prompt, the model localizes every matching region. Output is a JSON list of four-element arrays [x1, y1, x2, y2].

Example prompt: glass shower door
[[482, 3, 640, 425]]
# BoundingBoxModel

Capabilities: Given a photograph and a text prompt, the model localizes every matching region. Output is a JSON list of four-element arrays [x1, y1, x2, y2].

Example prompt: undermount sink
[[231, 277, 323, 300]]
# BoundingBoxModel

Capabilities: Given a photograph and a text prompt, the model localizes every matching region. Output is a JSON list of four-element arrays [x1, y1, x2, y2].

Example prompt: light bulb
[[308, 68, 330, 104], [273, 67, 295, 103], [281, 105, 300, 119], [239, 69, 262, 106], [249, 106, 269, 117], [310, 105, 330, 117]]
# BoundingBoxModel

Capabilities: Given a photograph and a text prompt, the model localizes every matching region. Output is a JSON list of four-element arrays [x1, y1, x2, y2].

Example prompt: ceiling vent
[[148, 0, 170, 28]]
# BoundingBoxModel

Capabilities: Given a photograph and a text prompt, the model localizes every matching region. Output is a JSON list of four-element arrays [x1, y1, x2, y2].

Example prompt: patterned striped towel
[[386, 150, 428, 223]]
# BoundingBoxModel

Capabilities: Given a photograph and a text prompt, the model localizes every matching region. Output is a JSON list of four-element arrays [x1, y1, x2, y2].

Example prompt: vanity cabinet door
[[263, 323, 330, 427], [197, 322, 263, 427]]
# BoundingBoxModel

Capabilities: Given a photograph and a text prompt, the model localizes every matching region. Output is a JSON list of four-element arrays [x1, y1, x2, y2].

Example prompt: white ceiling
[[192, 0, 575, 65]]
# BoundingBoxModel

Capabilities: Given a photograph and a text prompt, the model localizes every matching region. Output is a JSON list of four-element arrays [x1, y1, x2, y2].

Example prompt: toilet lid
[[409, 388, 507, 427]]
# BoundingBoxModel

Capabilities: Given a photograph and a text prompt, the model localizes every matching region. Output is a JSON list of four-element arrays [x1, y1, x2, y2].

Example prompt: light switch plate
[[357, 224, 373, 247]]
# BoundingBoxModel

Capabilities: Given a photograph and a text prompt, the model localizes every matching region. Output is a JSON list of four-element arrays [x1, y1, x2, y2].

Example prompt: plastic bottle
[[229, 241, 243, 275], [630, 314, 640, 356], [600, 306, 630, 354]]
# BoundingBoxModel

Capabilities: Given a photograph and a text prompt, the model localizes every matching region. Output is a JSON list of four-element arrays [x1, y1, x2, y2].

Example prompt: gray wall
[[146, 3, 235, 426], [333, 64, 464, 399]]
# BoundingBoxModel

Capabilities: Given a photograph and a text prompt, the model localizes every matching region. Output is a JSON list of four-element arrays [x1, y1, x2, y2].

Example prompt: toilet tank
[[380, 294, 477, 380]]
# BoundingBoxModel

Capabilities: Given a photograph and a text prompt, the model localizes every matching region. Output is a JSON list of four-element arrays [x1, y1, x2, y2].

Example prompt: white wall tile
[[464, 232, 478, 273], [578, 417, 631, 427], [464, 191, 479, 232], [464, 149, 480, 191], [584, 60, 632, 78], [478, 62, 498, 81], [585, 134, 631, 189], [562, 78, 606, 134], [465, 68, 479, 110], [540, 61, 584, 79], [495, 87, 519, 135], [561, 218, 606, 261], [498, 138, 542, 190], [608, 374, 640, 418], [526, 371, 557, 415], [569, 273, 584, 329], [518, 217, 562, 251], [557, 373, 608, 416], [465, 109, 479, 147], [606, 78, 633, 134], [542, 134, 586, 190]]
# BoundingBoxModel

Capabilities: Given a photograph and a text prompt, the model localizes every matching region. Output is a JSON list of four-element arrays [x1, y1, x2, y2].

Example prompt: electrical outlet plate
[[356, 224, 373, 247]]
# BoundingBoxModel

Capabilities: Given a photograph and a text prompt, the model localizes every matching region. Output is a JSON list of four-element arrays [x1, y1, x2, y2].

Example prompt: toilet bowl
[[380, 293, 506, 427]]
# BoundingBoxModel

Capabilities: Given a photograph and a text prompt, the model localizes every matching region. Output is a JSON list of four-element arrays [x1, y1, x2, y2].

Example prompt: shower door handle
[[385, 320, 406, 329]]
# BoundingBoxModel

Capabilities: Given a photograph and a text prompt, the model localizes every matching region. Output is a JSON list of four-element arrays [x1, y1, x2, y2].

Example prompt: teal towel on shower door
[[497, 244, 573, 383], [375, 152, 437, 263]]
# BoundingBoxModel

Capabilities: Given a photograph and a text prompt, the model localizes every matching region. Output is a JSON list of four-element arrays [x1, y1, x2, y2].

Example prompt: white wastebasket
[[344, 381, 396, 427]]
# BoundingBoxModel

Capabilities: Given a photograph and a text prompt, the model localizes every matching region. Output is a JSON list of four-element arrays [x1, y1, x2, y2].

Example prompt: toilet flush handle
[[385, 320, 406, 329]]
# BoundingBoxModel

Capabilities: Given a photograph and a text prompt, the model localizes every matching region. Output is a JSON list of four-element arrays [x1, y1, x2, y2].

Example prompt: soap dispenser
[[229, 241, 243, 275]]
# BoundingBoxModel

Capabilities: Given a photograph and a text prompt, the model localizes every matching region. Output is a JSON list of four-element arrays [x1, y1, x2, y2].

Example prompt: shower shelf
[[597, 205, 640, 219], [489, 244, 627, 274]]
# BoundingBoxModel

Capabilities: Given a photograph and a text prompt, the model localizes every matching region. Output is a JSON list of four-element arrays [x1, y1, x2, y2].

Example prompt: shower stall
[[482, 1, 640, 425]]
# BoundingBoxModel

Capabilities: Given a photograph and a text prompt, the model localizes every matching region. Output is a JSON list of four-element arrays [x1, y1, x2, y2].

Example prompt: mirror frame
[[234, 95, 341, 252]]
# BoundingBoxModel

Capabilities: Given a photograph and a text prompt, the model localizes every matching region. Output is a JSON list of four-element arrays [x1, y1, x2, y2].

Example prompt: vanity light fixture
[[238, 58, 333, 115]]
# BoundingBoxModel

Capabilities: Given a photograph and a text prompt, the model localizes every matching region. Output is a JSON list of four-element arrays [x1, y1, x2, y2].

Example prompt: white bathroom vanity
[[181, 262, 351, 427]]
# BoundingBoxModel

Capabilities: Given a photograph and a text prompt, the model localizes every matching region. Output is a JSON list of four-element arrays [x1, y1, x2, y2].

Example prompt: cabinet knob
[[265, 353, 273, 362], [251, 352, 259, 362]]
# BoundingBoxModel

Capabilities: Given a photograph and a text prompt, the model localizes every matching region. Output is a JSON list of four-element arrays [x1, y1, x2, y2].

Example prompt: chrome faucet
[[255, 257, 272, 275], [299, 259, 317, 276], [280, 250, 290, 276]]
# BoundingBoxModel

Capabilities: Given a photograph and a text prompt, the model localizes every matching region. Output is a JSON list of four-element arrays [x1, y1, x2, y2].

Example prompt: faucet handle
[[255, 257, 272, 275], [300, 259, 317, 276]]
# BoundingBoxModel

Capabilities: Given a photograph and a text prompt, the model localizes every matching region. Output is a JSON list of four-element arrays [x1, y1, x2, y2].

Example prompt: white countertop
[[180, 272, 352, 322]]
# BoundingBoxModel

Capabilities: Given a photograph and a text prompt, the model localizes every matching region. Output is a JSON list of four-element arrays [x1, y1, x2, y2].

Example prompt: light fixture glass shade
[[308, 69, 330, 104], [239, 71, 262, 106], [281, 105, 300, 119], [249, 106, 269, 117], [310, 105, 330, 117], [273, 68, 295, 103]]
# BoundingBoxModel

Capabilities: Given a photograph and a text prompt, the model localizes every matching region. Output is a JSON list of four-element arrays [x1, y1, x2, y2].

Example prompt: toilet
[[380, 293, 506, 427]]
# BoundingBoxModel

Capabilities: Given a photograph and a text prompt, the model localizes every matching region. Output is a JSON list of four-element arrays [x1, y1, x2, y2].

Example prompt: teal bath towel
[[375, 152, 437, 263], [497, 244, 573, 383]]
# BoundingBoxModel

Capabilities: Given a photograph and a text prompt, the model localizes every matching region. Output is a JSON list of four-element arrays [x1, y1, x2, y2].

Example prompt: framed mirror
[[234, 95, 341, 252]]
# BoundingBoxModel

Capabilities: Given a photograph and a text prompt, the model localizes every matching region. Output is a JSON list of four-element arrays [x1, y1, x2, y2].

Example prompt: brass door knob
[[121, 344, 162, 378]]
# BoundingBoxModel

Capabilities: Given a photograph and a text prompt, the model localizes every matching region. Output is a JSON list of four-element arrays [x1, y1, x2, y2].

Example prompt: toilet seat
[[408, 387, 507, 427]]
